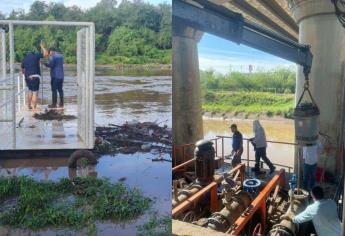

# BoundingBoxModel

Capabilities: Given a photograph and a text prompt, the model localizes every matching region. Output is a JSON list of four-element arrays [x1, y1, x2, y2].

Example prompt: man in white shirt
[[250, 120, 275, 174], [302, 140, 323, 191], [292, 186, 341, 236]]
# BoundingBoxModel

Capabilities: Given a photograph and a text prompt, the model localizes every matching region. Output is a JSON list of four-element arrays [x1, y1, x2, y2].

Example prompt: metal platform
[[0, 105, 85, 151], [0, 20, 95, 151]]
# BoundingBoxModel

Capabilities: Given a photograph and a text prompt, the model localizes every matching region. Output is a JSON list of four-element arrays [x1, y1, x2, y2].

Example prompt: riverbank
[[14, 63, 172, 77], [202, 91, 294, 120]]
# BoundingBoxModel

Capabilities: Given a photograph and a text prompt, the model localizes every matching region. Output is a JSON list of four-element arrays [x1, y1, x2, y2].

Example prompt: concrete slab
[[0, 104, 86, 150], [172, 219, 227, 236]]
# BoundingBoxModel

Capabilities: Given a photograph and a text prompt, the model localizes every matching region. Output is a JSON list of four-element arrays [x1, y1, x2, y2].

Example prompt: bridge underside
[[208, 0, 298, 41]]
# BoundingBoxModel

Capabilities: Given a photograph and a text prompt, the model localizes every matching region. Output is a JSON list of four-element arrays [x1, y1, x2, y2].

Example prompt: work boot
[[251, 163, 260, 172], [269, 166, 276, 174], [59, 103, 64, 108], [48, 104, 57, 109]]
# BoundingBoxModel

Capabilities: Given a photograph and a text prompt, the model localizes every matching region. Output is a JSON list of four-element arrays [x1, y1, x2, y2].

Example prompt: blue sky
[[198, 33, 294, 74], [0, 0, 169, 15]]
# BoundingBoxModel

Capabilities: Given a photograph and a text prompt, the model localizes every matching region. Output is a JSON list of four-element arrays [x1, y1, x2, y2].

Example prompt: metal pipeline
[[172, 139, 216, 208], [268, 188, 309, 236], [207, 190, 251, 232], [172, 182, 203, 208]]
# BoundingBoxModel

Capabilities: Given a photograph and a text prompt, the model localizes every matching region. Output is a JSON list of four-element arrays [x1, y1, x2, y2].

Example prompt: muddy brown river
[[0, 72, 172, 235]]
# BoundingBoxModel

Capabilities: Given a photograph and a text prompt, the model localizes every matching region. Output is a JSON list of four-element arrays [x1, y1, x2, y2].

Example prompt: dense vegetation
[[0, 176, 151, 230], [0, 0, 171, 64], [203, 91, 294, 118], [201, 68, 296, 118], [200, 68, 296, 93]]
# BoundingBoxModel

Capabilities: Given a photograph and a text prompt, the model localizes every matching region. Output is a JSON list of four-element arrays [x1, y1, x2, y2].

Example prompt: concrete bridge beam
[[172, 21, 204, 163]]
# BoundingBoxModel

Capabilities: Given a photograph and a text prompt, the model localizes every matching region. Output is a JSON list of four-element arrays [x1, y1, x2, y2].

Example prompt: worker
[[250, 120, 275, 174], [41, 44, 65, 108], [302, 140, 323, 191], [291, 186, 341, 236], [21, 49, 43, 111], [230, 124, 243, 168]]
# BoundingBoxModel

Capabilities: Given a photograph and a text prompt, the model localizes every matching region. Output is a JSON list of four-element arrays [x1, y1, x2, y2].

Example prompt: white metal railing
[[0, 73, 26, 149], [0, 20, 95, 150]]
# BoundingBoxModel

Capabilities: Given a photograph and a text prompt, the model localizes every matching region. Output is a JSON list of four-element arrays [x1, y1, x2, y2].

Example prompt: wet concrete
[[0, 73, 172, 235]]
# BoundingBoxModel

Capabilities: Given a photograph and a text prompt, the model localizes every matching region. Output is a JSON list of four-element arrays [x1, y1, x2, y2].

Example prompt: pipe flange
[[269, 225, 295, 236], [207, 212, 230, 232], [288, 188, 309, 201]]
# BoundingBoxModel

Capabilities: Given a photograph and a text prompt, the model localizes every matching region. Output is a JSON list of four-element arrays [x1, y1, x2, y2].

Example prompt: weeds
[[137, 211, 171, 236], [0, 176, 151, 230], [203, 91, 294, 118]]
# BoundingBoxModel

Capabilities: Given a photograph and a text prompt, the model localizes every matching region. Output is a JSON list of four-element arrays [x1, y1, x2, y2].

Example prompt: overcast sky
[[0, 0, 169, 15]]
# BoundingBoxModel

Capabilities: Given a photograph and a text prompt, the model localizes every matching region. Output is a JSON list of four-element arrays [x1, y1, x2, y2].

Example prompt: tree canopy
[[1, 0, 171, 64]]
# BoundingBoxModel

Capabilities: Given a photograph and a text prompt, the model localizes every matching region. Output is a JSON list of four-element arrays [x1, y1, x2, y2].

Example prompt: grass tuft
[[0, 176, 151, 230]]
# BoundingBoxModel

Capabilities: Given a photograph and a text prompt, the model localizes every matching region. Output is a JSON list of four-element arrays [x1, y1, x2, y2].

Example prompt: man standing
[[291, 186, 341, 236], [21, 50, 43, 110], [250, 120, 275, 174], [302, 140, 323, 191], [41, 45, 65, 108], [230, 124, 243, 168]]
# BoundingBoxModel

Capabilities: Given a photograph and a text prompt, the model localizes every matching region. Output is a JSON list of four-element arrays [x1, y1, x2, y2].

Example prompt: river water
[[0, 73, 172, 235]]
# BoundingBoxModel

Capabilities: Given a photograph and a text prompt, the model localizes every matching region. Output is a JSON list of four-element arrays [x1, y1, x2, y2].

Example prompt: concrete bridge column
[[172, 21, 204, 164], [290, 0, 345, 173]]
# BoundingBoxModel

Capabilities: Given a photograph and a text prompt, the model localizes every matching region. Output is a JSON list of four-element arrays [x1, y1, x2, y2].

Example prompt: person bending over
[[291, 186, 341, 236], [21, 50, 43, 110]]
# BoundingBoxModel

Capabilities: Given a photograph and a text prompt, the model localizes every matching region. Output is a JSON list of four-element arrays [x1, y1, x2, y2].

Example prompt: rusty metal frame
[[228, 169, 286, 235], [172, 163, 246, 218]]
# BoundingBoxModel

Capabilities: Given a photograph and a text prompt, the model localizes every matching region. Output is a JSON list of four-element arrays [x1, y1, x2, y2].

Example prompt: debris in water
[[94, 121, 172, 155], [33, 110, 77, 121], [118, 177, 127, 182]]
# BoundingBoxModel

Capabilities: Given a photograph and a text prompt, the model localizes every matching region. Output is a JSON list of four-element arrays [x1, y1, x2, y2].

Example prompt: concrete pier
[[172, 21, 204, 163], [290, 0, 345, 173]]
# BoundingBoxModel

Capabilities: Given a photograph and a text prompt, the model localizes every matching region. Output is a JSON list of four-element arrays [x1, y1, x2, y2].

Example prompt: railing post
[[22, 74, 25, 108], [247, 140, 250, 173], [215, 138, 218, 157], [9, 22, 16, 149], [17, 75, 20, 112], [222, 137, 224, 160]]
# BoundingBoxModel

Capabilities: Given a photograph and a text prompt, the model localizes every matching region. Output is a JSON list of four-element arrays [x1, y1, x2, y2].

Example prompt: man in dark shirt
[[41, 45, 65, 108], [21, 51, 43, 110], [230, 124, 243, 167]]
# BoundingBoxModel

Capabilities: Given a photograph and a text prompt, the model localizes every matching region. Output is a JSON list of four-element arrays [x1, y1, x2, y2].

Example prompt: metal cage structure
[[0, 20, 95, 151]]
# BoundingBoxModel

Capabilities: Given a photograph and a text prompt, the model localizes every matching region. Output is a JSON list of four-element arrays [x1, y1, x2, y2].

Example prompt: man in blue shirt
[[284, 186, 341, 236], [21, 51, 43, 110], [41, 45, 65, 108], [230, 124, 243, 167]]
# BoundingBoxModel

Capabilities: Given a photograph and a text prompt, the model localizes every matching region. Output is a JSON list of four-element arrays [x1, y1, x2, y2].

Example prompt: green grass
[[203, 91, 294, 118], [0, 176, 151, 230], [137, 211, 171, 236]]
